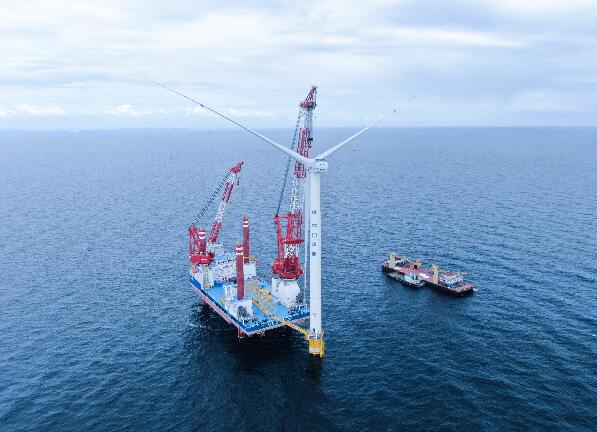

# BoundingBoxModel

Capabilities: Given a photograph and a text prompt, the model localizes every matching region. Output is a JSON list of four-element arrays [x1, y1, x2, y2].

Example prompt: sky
[[1, 0, 596, 129]]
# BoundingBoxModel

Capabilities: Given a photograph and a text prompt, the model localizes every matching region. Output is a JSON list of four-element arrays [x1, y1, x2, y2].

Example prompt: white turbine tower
[[151, 81, 403, 356]]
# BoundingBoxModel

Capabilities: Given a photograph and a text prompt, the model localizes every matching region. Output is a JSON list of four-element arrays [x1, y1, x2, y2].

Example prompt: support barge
[[382, 253, 474, 297]]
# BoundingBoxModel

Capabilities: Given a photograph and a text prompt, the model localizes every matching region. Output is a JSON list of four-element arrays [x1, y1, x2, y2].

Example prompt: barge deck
[[382, 253, 474, 297]]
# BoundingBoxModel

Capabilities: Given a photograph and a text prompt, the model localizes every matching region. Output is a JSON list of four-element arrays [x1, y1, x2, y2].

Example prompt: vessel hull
[[190, 276, 309, 336], [382, 261, 474, 297]]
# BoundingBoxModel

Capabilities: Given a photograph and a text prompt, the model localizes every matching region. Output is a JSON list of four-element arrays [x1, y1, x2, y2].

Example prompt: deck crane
[[188, 161, 243, 265], [271, 87, 317, 303]]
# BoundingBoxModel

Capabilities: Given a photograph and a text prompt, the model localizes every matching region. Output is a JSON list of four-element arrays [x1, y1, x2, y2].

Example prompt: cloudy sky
[[1, 0, 596, 129]]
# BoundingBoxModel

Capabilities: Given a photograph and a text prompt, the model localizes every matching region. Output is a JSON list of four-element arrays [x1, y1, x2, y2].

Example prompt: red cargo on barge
[[382, 253, 474, 297]]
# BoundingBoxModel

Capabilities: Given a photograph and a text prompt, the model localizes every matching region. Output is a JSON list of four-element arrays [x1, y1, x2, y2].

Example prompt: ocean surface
[[0, 127, 595, 431]]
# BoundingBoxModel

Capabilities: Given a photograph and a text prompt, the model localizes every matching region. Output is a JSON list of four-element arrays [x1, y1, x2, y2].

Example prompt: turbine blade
[[148, 79, 313, 166], [315, 95, 417, 160]]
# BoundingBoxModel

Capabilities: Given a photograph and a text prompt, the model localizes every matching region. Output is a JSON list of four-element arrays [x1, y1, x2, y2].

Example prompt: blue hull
[[190, 276, 309, 335]]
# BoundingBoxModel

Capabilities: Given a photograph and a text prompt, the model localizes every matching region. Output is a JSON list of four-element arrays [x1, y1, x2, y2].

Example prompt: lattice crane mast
[[189, 161, 244, 265], [272, 87, 317, 279]]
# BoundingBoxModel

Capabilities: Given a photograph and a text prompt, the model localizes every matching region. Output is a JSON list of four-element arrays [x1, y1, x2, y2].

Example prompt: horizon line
[[2, 125, 597, 133]]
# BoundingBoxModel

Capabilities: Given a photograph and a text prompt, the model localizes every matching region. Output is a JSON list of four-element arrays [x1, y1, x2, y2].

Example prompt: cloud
[[489, 0, 596, 17], [507, 90, 581, 112], [109, 104, 141, 117], [185, 106, 204, 116], [0, 105, 67, 117], [0, 0, 596, 128], [108, 104, 166, 117], [368, 26, 524, 48], [185, 105, 271, 118], [227, 109, 272, 118]]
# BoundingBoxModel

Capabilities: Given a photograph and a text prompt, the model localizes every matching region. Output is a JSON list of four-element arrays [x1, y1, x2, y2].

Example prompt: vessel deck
[[383, 261, 474, 296], [190, 276, 309, 335]]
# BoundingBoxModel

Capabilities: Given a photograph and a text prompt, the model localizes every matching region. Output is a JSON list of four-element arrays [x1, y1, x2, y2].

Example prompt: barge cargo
[[382, 253, 474, 297]]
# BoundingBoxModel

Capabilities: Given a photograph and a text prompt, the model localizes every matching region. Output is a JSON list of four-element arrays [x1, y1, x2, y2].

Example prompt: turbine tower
[[151, 81, 401, 356]]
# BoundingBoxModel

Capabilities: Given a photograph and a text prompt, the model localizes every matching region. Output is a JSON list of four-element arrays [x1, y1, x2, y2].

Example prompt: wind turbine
[[152, 80, 405, 356]]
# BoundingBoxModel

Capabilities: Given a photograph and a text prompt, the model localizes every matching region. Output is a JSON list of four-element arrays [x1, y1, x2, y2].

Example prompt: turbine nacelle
[[313, 159, 328, 173]]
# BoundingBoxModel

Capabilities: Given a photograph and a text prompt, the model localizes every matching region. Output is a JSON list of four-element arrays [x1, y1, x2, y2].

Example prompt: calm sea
[[0, 128, 595, 431]]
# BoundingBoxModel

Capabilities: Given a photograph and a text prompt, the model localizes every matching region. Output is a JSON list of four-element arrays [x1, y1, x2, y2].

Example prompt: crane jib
[[272, 86, 317, 280], [188, 161, 244, 264]]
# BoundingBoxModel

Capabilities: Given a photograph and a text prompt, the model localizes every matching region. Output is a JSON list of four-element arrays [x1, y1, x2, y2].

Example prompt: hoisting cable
[[189, 170, 231, 229], [275, 111, 302, 216], [275, 110, 302, 216]]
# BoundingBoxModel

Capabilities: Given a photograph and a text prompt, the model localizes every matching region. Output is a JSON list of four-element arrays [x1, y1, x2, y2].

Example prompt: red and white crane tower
[[272, 86, 317, 280], [188, 161, 244, 266]]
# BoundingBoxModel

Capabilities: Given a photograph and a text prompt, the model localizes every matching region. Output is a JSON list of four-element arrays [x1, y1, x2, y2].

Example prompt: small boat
[[403, 273, 425, 287]]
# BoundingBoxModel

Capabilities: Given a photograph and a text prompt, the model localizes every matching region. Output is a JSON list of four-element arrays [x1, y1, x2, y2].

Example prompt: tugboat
[[403, 273, 425, 287]]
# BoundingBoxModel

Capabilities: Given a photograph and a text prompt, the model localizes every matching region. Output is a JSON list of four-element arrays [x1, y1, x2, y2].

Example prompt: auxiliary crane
[[188, 161, 244, 266]]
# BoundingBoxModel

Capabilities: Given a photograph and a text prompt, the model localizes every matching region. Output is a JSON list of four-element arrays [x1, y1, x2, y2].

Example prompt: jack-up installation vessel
[[154, 82, 401, 356]]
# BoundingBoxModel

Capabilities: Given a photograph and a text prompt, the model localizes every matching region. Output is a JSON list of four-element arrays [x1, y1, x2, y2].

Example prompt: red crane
[[272, 87, 317, 279], [189, 161, 243, 265]]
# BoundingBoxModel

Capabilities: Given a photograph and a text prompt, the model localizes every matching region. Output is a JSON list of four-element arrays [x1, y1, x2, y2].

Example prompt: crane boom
[[272, 86, 317, 280], [188, 161, 243, 265], [207, 161, 243, 251]]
